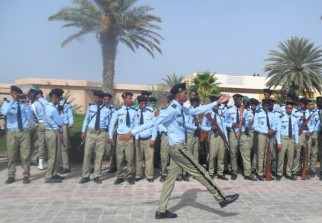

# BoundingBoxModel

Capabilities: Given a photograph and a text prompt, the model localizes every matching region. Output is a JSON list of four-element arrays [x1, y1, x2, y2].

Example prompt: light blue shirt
[[32, 98, 48, 121], [109, 105, 138, 139], [1, 100, 32, 130], [254, 109, 277, 134], [184, 109, 198, 134], [224, 105, 247, 132], [44, 102, 64, 131], [276, 114, 299, 144], [201, 110, 227, 140], [295, 109, 316, 133], [135, 108, 157, 140], [82, 104, 111, 132], [59, 102, 74, 125], [152, 100, 218, 146], [313, 109, 322, 133]]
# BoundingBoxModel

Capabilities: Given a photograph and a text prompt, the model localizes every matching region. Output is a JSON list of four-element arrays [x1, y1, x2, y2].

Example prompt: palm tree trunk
[[100, 34, 117, 94]]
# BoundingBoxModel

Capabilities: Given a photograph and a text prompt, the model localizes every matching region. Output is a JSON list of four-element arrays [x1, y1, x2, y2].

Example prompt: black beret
[[209, 96, 218, 103], [34, 89, 43, 96], [28, 88, 37, 94], [167, 94, 174, 102], [91, 90, 105, 98], [249, 98, 259, 106], [270, 99, 276, 104], [285, 101, 295, 106], [286, 92, 296, 100], [299, 98, 309, 105], [141, 91, 152, 96], [137, 95, 148, 103], [149, 97, 157, 102], [49, 88, 64, 98], [190, 90, 199, 96], [104, 93, 112, 98], [263, 88, 273, 94], [170, 83, 186, 95], [316, 96, 322, 102], [122, 91, 133, 98], [233, 94, 243, 100], [262, 99, 271, 105], [190, 97, 200, 104], [10, 86, 23, 94]]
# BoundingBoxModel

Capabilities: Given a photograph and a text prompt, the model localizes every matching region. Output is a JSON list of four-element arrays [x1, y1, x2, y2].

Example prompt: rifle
[[301, 135, 309, 180], [58, 95, 70, 114], [265, 138, 272, 181], [237, 105, 245, 140], [204, 112, 229, 149], [298, 111, 315, 135]]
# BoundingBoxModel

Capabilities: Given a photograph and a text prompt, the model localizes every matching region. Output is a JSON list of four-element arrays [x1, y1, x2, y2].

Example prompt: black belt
[[139, 136, 152, 141]]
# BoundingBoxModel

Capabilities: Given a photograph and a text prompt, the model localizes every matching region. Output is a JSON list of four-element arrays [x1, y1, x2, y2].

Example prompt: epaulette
[[295, 110, 300, 113], [256, 109, 262, 113], [279, 114, 285, 119], [88, 103, 94, 106], [146, 108, 153, 112], [135, 108, 138, 111], [116, 106, 122, 111], [161, 106, 168, 110], [171, 104, 177, 109]]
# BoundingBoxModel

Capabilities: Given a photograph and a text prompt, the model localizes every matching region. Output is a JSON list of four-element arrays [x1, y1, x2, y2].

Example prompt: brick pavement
[[0, 158, 322, 223]]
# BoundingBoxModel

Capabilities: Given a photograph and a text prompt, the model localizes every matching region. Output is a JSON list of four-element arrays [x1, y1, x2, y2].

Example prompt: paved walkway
[[0, 158, 322, 223]]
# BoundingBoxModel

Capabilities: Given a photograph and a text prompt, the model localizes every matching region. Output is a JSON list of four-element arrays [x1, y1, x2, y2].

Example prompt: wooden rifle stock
[[298, 112, 314, 135], [301, 135, 309, 180], [204, 113, 229, 149], [265, 139, 272, 181]]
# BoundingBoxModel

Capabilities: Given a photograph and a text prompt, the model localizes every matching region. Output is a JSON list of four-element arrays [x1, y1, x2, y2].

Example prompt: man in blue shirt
[[1, 86, 32, 184], [118, 83, 239, 219], [134, 96, 157, 182], [44, 88, 65, 183], [276, 102, 299, 180], [32, 89, 48, 170], [79, 90, 111, 184], [248, 98, 260, 174], [109, 92, 138, 185], [58, 95, 74, 175]]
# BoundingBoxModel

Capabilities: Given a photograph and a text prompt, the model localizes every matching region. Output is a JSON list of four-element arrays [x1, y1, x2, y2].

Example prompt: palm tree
[[188, 72, 221, 104], [161, 74, 185, 88], [49, 0, 163, 94], [264, 36, 322, 97]]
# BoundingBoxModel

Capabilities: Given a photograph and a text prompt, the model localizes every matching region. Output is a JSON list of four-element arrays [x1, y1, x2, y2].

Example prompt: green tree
[[148, 84, 167, 108], [188, 72, 221, 104], [161, 74, 185, 88], [49, 0, 163, 94], [264, 36, 322, 97]]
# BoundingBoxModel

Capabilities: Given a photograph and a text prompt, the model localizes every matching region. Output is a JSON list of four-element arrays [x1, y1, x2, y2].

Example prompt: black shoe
[[231, 174, 237, 180], [285, 175, 297, 181], [79, 177, 91, 184], [135, 177, 142, 182], [114, 178, 124, 185], [182, 175, 189, 181], [257, 175, 264, 181], [107, 168, 117, 173], [155, 210, 177, 219], [296, 171, 301, 176], [93, 177, 102, 184], [217, 175, 228, 181], [244, 175, 257, 181], [160, 175, 166, 182], [90, 167, 94, 174], [53, 175, 64, 180], [219, 194, 239, 208], [5, 177, 15, 184], [45, 178, 62, 183], [128, 177, 135, 185], [58, 168, 71, 175], [310, 172, 315, 178], [276, 175, 282, 181], [30, 161, 38, 166], [23, 176, 30, 184], [210, 174, 214, 179], [176, 175, 182, 181], [147, 179, 154, 183]]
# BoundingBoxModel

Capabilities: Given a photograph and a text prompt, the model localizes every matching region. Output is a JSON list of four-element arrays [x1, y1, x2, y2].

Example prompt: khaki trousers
[[116, 136, 134, 179], [208, 134, 225, 175], [160, 134, 170, 176], [81, 130, 106, 178], [37, 122, 47, 159], [135, 139, 154, 179], [257, 133, 274, 177], [277, 136, 295, 177], [6, 130, 31, 178], [292, 133, 311, 174], [60, 125, 70, 169], [157, 143, 226, 213], [45, 130, 61, 181]]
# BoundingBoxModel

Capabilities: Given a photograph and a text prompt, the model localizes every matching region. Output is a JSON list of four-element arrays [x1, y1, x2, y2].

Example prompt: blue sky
[[1, 0, 322, 85]]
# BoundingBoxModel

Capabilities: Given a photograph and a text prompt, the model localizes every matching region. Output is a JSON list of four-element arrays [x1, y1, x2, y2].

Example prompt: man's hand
[[212, 125, 218, 130], [81, 132, 86, 141], [108, 138, 114, 145], [232, 123, 237, 129], [305, 131, 311, 137], [149, 140, 155, 148], [69, 124, 73, 128], [118, 132, 133, 141], [267, 129, 275, 137], [277, 144, 282, 150], [217, 94, 231, 104], [294, 143, 299, 149], [135, 139, 140, 147]]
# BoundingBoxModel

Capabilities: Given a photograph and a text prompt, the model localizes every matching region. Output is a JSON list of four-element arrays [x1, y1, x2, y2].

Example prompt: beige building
[[1, 74, 319, 113]]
